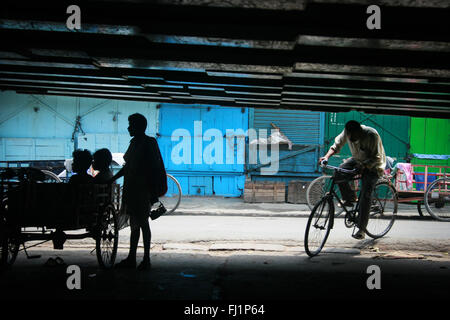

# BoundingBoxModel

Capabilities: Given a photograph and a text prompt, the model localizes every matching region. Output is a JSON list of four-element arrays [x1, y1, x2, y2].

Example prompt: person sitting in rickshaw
[[68, 149, 94, 184], [92, 148, 113, 184]]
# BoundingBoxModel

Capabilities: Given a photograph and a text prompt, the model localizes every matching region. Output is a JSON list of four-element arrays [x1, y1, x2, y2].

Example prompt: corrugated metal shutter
[[249, 108, 325, 182], [253, 109, 323, 145]]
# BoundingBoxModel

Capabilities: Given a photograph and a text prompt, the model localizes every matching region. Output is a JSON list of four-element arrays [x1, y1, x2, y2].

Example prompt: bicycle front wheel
[[304, 196, 334, 257], [425, 177, 450, 221], [365, 180, 397, 239], [307, 175, 344, 217]]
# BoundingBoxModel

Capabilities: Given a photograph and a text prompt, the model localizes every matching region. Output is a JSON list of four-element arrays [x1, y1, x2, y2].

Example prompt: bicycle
[[118, 173, 182, 216], [158, 173, 182, 215], [304, 161, 398, 257]]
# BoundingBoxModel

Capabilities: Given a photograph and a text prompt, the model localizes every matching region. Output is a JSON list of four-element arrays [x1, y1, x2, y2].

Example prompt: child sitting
[[92, 148, 113, 184], [68, 149, 94, 184]]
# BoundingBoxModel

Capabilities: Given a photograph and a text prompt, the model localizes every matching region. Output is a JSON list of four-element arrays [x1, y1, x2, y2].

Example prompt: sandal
[[55, 257, 66, 266], [44, 257, 57, 267], [44, 256, 66, 267]]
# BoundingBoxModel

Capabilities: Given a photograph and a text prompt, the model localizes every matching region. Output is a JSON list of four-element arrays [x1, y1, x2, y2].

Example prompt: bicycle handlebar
[[320, 160, 358, 175]]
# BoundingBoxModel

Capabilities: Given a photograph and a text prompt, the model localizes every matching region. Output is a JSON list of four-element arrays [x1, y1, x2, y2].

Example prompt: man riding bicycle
[[319, 120, 387, 240]]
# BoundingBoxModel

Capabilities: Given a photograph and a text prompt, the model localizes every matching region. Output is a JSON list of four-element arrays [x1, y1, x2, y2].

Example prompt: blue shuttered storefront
[[158, 104, 248, 197]]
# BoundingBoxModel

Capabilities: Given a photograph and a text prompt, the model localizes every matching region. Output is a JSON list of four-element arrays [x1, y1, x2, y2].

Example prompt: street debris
[[372, 251, 426, 260], [209, 243, 286, 252], [180, 272, 197, 278], [322, 248, 361, 255]]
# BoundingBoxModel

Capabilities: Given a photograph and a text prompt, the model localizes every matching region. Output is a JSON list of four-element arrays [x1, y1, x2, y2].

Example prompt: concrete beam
[[297, 36, 450, 52], [152, 0, 306, 10], [310, 0, 450, 8], [293, 63, 450, 79]]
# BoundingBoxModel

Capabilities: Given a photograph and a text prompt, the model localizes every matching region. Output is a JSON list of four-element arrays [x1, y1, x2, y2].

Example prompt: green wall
[[324, 111, 410, 167], [410, 118, 450, 168]]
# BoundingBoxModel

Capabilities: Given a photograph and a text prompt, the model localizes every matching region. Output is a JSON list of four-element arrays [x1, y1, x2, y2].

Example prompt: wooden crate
[[244, 181, 286, 203], [287, 180, 310, 204]]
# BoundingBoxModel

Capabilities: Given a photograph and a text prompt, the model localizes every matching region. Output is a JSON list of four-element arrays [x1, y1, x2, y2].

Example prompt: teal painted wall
[[0, 91, 158, 161], [324, 111, 410, 167]]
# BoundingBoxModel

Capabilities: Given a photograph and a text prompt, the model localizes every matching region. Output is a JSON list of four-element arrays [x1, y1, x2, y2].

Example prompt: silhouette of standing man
[[110, 113, 164, 270]]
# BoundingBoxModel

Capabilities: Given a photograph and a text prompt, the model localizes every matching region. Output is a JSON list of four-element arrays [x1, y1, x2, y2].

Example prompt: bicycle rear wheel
[[304, 196, 334, 257], [40, 170, 62, 183], [0, 198, 19, 270], [157, 174, 182, 215], [307, 175, 344, 217], [424, 177, 450, 221], [365, 180, 397, 239]]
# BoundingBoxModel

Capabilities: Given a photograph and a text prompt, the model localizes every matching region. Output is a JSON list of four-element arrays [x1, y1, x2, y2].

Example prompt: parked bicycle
[[158, 173, 182, 215], [304, 161, 398, 257], [118, 173, 182, 217]]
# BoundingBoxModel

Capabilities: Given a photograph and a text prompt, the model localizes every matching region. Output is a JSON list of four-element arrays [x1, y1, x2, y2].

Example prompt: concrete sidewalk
[[172, 196, 306, 217], [170, 196, 424, 218]]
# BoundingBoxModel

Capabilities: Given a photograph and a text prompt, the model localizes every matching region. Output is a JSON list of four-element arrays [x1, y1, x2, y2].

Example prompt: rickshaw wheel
[[1, 199, 20, 270], [95, 204, 118, 269]]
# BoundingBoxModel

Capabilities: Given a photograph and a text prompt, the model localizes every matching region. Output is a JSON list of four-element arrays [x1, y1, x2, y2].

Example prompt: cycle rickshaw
[[0, 167, 120, 270]]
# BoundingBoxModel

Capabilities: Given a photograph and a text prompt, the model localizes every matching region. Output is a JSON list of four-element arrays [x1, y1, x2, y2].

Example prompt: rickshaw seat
[[7, 183, 112, 228]]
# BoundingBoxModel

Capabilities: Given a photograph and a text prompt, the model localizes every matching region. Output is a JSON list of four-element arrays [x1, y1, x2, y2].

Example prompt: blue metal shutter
[[158, 104, 248, 196]]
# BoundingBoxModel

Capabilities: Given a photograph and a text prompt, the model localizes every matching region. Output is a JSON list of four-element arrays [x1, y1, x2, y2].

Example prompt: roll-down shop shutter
[[248, 108, 325, 183]]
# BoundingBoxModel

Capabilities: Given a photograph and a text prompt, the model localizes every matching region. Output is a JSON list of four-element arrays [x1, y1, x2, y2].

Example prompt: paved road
[[1, 206, 449, 305], [118, 215, 450, 252], [1, 246, 449, 304]]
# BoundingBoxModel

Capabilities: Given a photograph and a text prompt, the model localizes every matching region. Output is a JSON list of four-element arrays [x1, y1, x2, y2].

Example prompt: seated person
[[391, 157, 413, 191], [92, 148, 113, 184], [68, 149, 94, 185], [385, 156, 395, 174]]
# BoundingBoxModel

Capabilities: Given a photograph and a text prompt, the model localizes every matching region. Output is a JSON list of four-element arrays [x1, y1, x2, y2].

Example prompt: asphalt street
[[1, 197, 449, 307]]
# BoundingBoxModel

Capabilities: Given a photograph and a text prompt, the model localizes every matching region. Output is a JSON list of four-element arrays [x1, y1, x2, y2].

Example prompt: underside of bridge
[[0, 0, 449, 118]]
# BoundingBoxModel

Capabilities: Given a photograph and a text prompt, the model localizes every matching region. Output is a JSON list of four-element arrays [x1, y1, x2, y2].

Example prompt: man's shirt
[[331, 125, 387, 177]]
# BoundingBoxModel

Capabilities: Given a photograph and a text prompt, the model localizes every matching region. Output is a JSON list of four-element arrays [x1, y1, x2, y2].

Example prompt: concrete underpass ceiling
[[0, 0, 449, 118]]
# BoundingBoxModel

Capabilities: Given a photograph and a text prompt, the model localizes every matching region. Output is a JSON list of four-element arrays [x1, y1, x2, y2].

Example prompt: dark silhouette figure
[[110, 113, 165, 271], [68, 149, 94, 184], [92, 148, 113, 184]]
